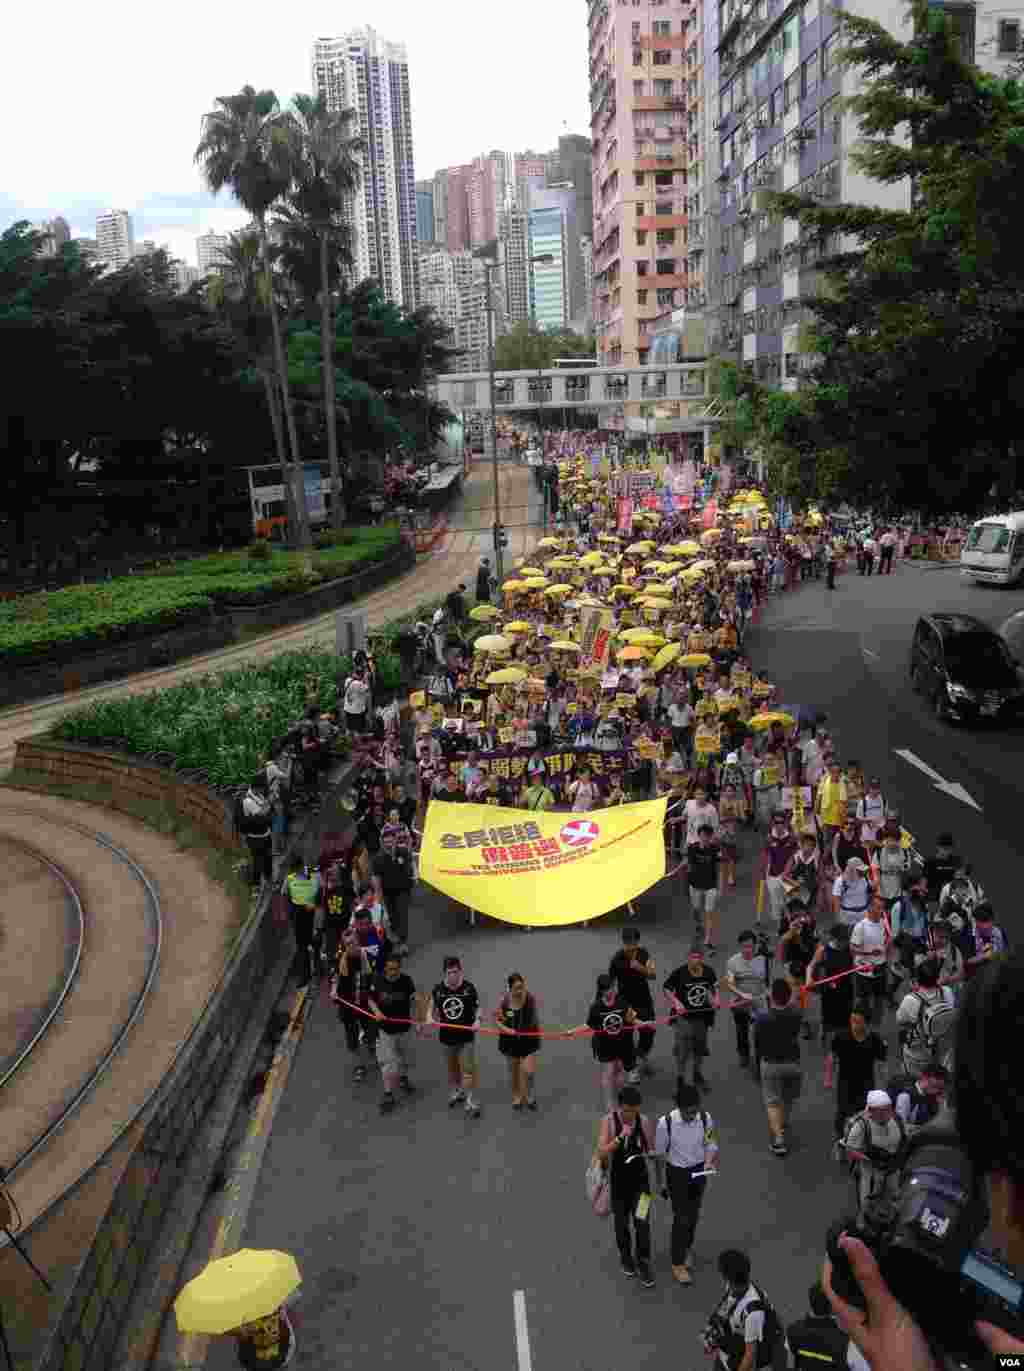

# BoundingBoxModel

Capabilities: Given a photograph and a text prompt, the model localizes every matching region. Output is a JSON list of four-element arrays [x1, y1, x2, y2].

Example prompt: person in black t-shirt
[[609, 927, 658, 1080], [429, 955, 482, 1118], [371, 831, 415, 953], [578, 973, 639, 1110], [687, 824, 722, 953], [827, 1005, 887, 1137], [786, 1283, 852, 1371], [664, 947, 718, 1094], [493, 972, 542, 1109], [368, 953, 418, 1114]]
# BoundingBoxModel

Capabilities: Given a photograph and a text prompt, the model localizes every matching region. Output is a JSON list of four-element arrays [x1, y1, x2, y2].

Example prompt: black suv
[[909, 613, 1024, 723]]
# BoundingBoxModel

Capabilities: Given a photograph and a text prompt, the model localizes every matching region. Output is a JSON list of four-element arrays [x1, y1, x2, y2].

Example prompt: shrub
[[247, 541, 273, 562]]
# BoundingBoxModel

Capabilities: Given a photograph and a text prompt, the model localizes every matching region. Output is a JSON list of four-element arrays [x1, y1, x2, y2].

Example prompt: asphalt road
[[195, 556, 1023, 1371]]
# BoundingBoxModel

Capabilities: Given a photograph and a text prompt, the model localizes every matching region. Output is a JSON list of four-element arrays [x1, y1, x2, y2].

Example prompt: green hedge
[[0, 526, 402, 663]]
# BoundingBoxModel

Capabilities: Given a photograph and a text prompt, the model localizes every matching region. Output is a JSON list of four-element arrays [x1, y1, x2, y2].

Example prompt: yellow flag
[[419, 799, 668, 927]]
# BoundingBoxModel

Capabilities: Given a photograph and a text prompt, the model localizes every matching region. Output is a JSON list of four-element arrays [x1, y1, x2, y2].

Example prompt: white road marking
[[893, 749, 983, 811], [862, 647, 879, 661], [514, 1290, 533, 1371]]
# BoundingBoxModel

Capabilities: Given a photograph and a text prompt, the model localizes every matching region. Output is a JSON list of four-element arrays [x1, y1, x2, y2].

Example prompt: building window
[[821, 94, 841, 139], [653, 18, 671, 35], [637, 260, 649, 275], [638, 289, 649, 304], [654, 78, 674, 96], [635, 171, 646, 186], [656, 286, 675, 306], [636, 230, 648, 245], [1000, 18, 1021, 51], [822, 31, 840, 75], [656, 228, 677, 244], [802, 54, 819, 96], [655, 258, 677, 274], [634, 47, 644, 64], [655, 200, 673, 214], [632, 20, 641, 38], [783, 16, 799, 51], [653, 49, 672, 64], [634, 79, 645, 96], [801, 0, 819, 26], [783, 74, 798, 112], [654, 170, 674, 187]]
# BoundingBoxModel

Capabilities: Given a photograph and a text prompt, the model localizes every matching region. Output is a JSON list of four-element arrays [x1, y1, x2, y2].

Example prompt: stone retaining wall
[[1, 540, 414, 710], [13, 739, 238, 852]]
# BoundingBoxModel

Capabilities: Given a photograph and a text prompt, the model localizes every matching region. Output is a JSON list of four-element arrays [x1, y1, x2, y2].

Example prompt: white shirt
[[343, 677, 370, 714], [685, 799, 719, 844], [654, 1108, 717, 1169], [851, 916, 887, 975], [833, 874, 871, 924], [715, 1285, 766, 1369], [668, 701, 693, 728]]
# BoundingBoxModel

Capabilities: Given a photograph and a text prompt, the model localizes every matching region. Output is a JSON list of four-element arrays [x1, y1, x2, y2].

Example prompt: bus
[[960, 511, 1024, 585]]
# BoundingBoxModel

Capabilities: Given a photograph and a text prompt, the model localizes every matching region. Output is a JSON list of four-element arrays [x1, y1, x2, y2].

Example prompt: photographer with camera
[[823, 949, 1024, 1370]]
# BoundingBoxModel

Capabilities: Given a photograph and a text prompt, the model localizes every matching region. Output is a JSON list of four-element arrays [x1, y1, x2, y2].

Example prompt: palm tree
[[206, 230, 289, 513], [279, 92, 363, 533], [195, 85, 311, 548]]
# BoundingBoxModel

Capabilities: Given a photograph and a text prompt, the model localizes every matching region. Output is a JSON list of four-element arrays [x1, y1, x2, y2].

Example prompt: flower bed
[[0, 526, 401, 664]]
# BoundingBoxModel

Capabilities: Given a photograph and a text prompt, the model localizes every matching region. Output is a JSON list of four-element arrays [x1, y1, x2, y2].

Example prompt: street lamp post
[[483, 252, 555, 584]]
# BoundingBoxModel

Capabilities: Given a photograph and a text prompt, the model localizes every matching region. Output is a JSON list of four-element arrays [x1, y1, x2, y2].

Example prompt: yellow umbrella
[[679, 652, 713, 668], [548, 557, 576, 569], [486, 666, 528, 685], [643, 559, 669, 571], [749, 710, 797, 731], [727, 560, 757, 572], [597, 533, 620, 543], [690, 560, 717, 573], [544, 583, 574, 597], [700, 528, 722, 544], [174, 1249, 301, 1335], [641, 596, 674, 610], [502, 579, 527, 591], [518, 566, 545, 577], [473, 634, 512, 654], [592, 567, 616, 577], [618, 645, 651, 661], [620, 629, 664, 644], [642, 581, 672, 594], [550, 640, 581, 652], [523, 577, 549, 589], [652, 642, 683, 672], [536, 537, 562, 549], [665, 541, 701, 556], [580, 551, 605, 566], [469, 604, 501, 621], [625, 541, 656, 554], [612, 584, 639, 596], [503, 620, 532, 633], [408, 690, 426, 708]]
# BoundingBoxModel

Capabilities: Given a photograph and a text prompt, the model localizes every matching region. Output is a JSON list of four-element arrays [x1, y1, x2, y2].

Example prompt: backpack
[[908, 991, 957, 1059], [841, 1111, 907, 1173], [885, 1073, 940, 1129], [732, 1286, 785, 1371]]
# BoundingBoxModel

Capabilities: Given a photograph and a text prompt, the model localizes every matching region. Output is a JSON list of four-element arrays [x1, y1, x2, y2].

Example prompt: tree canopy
[[493, 321, 597, 372]]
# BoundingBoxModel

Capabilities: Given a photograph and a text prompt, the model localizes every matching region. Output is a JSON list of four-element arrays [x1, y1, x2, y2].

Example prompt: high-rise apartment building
[[31, 216, 70, 257], [528, 183, 585, 332], [513, 151, 550, 211], [417, 244, 506, 371], [467, 151, 509, 249], [312, 27, 419, 310], [95, 210, 135, 271], [499, 208, 531, 326], [547, 134, 595, 238], [588, 0, 702, 367], [415, 180, 435, 244], [580, 236, 595, 330], [707, 0, 1022, 389], [172, 262, 202, 293], [196, 229, 230, 275]]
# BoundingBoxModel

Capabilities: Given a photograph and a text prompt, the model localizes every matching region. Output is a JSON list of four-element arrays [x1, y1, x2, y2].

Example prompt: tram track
[[0, 806, 162, 1210]]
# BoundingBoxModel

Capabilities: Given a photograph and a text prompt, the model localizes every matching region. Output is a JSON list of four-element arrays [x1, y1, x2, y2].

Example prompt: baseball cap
[[726, 751, 739, 765], [866, 1090, 892, 1109]]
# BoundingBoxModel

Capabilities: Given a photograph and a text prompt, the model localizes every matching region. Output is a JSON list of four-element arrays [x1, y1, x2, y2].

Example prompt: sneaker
[[465, 1100, 481, 1118], [672, 1264, 693, 1285], [771, 1138, 788, 1156], [637, 1263, 655, 1288], [448, 1089, 467, 1108], [380, 1094, 396, 1114], [625, 1069, 641, 1085], [526, 1098, 538, 1111], [399, 1078, 416, 1095], [512, 1100, 524, 1111], [353, 1065, 367, 1083], [621, 1261, 637, 1278]]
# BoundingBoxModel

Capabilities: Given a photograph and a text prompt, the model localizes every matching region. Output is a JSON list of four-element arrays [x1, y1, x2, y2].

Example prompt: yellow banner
[[419, 799, 668, 927]]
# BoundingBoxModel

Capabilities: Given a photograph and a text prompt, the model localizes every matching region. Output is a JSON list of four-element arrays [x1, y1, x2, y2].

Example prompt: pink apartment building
[[589, 0, 705, 368]]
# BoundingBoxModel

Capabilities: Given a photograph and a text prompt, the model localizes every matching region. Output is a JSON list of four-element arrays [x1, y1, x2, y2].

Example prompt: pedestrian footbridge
[[431, 364, 723, 435]]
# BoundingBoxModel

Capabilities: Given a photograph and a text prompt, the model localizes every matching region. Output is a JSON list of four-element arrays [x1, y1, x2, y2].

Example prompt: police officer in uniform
[[285, 855, 321, 985]]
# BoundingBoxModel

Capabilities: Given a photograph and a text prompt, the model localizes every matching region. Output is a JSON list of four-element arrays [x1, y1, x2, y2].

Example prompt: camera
[[701, 1312, 739, 1361], [826, 1125, 1024, 1367]]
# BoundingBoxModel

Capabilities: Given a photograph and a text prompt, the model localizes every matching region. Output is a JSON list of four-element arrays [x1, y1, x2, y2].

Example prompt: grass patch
[[2, 769, 254, 952]]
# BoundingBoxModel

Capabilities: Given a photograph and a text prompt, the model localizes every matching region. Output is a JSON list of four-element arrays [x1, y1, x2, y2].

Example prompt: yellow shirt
[[816, 775, 848, 826]]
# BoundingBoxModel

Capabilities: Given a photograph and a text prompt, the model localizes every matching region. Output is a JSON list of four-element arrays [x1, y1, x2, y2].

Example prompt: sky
[[2, 0, 590, 269]]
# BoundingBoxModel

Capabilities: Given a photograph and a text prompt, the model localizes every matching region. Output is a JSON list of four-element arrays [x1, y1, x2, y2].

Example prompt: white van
[[961, 512, 1024, 585]]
